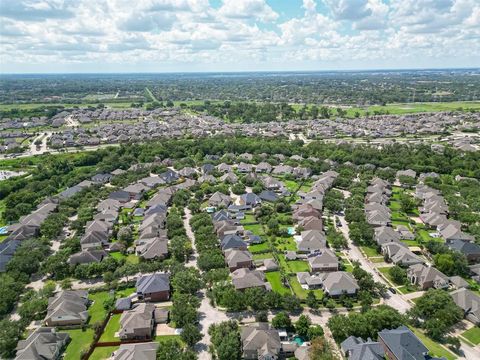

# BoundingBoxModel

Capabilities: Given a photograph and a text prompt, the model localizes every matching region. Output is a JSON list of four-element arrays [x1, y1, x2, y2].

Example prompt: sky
[[0, 0, 479, 73]]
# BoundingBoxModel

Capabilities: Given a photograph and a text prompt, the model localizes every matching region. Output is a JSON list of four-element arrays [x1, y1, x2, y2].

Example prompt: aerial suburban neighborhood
[[1, 1, 480, 359]]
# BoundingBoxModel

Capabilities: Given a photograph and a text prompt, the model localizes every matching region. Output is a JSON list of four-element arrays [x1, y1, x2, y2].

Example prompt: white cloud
[[0, 0, 478, 72], [219, 0, 278, 22]]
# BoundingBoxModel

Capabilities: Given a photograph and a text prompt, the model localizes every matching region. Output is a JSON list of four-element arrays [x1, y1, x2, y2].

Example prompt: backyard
[[99, 314, 121, 342], [62, 329, 95, 360]]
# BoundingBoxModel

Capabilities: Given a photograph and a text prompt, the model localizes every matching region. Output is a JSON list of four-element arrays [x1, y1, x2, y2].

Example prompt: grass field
[[360, 246, 380, 257], [248, 242, 270, 253], [88, 292, 112, 324], [62, 329, 95, 360], [89, 346, 119, 360], [411, 328, 456, 360], [462, 327, 480, 345], [244, 223, 265, 235], [265, 271, 291, 295], [285, 260, 310, 273], [252, 252, 274, 260], [289, 276, 324, 300], [116, 287, 136, 298], [240, 214, 257, 224], [99, 314, 121, 342]]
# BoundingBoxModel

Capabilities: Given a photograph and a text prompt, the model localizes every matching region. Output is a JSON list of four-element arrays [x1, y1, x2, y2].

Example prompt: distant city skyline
[[1, 0, 479, 73]]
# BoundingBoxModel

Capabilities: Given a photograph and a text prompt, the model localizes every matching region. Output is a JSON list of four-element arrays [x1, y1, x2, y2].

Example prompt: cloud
[[118, 12, 175, 32], [0, 0, 478, 72], [0, 0, 76, 22], [323, 0, 372, 21], [219, 0, 278, 22]]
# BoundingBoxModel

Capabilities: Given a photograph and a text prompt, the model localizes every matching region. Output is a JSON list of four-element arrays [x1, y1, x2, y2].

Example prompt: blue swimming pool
[[293, 336, 304, 345], [287, 227, 296, 235]]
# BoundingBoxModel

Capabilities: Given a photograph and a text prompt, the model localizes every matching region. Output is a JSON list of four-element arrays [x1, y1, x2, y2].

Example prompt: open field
[[462, 327, 480, 345], [265, 271, 291, 295], [89, 346, 119, 360], [62, 329, 95, 360]]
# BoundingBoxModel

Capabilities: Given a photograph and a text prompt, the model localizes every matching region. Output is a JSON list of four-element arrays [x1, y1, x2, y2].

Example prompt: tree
[[172, 268, 203, 295], [209, 321, 241, 360], [295, 315, 312, 339], [399, 193, 417, 213], [0, 319, 23, 359], [170, 236, 192, 262], [309, 336, 338, 360], [389, 265, 407, 285], [306, 291, 318, 309], [117, 226, 133, 243], [272, 311, 292, 330], [181, 323, 202, 347], [307, 325, 324, 340], [255, 310, 268, 322], [156, 338, 197, 360], [408, 289, 463, 340]]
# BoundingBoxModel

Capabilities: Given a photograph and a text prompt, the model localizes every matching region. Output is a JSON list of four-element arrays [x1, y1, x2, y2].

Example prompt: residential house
[[221, 234, 248, 251], [378, 326, 438, 360], [381, 242, 424, 267], [308, 249, 339, 272], [135, 237, 168, 260], [407, 264, 449, 290], [224, 249, 253, 271], [113, 342, 158, 360], [298, 216, 323, 231], [255, 162, 272, 173], [231, 268, 268, 291], [68, 249, 107, 265], [240, 193, 262, 207], [451, 288, 480, 325], [374, 226, 401, 245], [341, 336, 384, 360], [321, 271, 359, 296], [119, 303, 155, 340], [447, 240, 480, 263], [15, 327, 70, 360], [208, 191, 232, 208], [44, 291, 89, 327], [136, 273, 170, 302], [297, 230, 327, 253], [241, 323, 282, 360]]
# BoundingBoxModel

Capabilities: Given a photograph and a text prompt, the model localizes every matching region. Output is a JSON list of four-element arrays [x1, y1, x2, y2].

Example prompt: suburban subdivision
[[0, 120, 479, 360]]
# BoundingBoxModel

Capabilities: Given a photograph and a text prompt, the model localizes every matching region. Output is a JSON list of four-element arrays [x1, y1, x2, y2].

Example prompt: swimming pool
[[287, 227, 296, 235], [293, 336, 304, 345]]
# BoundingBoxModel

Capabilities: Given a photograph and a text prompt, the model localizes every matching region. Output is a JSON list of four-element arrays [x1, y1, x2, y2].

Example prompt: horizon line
[[1, 66, 479, 76]]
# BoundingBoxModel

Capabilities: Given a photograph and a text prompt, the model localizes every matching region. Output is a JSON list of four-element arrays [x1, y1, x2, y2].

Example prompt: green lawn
[[155, 335, 184, 344], [285, 260, 310, 273], [389, 200, 402, 211], [360, 246, 379, 257], [248, 242, 270, 253], [126, 254, 140, 264], [252, 252, 274, 260], [378, 267, 394, 283], [370, 257, 386, 263], [275, 237, 297, 251], [411, 328, 456, 360], [110, 252, 125, 261], [289, 276, 324, 300], [116, 287, 136, 298], [401, 239, 421, 247], [241, 214, 257, 224], [62, 329, 95, 360], [344, 264, 354, 272], [88, 292, 112, 324], [265, 272, 292, 295], [244, 223, 265, 235], [89, 346, 119, 360], [283, 180, 300, 193], [462, 327, 480, 345], [99, 314, 121, 342], [417, 229, 439, 243], [397, 285, 419, 294]]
